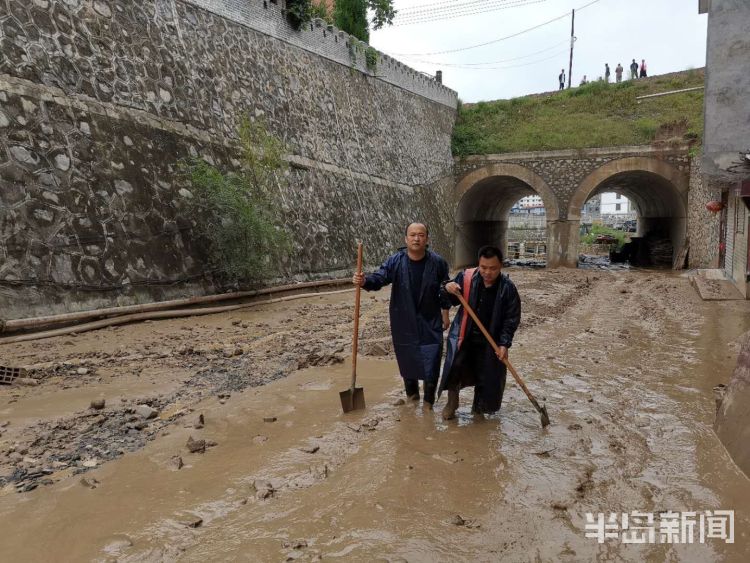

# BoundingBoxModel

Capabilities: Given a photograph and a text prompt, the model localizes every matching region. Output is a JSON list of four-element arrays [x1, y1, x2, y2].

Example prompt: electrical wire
[[398, 38, 570, 67], [395, 0, 549, 26], [396, 0, 506, 17], [387, 0, 602, 56], [417, 47, 571, 70]]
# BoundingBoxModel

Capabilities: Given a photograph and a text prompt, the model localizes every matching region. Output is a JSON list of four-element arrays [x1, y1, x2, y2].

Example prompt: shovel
[[454, 292, 550, 428], [340, 242, 366, 413]]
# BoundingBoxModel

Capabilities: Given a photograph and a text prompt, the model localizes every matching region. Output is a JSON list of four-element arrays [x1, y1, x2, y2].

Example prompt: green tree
[[183, 118, 290, 283], [334, 0, 396, 42]]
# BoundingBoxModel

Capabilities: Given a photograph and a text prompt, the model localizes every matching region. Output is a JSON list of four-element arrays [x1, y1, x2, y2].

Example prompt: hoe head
[[539, 403, 551, 428]]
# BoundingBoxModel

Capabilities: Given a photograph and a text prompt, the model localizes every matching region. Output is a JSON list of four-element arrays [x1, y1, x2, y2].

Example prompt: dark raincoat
[[438, 269, 521, 413], [363, 249, 450, 383]]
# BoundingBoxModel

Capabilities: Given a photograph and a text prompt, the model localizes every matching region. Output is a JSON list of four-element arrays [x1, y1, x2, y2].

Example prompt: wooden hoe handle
[[454, 292, 545, 414]]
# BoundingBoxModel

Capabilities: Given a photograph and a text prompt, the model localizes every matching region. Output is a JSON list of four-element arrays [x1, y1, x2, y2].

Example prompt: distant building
[[582, 194, 601, 220], [600, 192, 631, 215], [517, 195, 544, 215]]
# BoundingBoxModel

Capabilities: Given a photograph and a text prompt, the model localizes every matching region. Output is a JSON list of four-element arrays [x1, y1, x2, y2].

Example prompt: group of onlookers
[[557, 59, 648, 89]]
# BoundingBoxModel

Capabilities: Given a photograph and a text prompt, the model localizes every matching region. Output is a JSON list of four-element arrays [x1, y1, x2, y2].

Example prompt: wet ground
[[0, 268, 748, 562]]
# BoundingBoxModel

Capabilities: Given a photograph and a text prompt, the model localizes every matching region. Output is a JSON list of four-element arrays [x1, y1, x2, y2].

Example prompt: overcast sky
[[370, 0, 708, 102]]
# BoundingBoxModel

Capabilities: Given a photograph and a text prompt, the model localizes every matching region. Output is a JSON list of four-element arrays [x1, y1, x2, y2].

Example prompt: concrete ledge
[[690, 270, 744, 300]]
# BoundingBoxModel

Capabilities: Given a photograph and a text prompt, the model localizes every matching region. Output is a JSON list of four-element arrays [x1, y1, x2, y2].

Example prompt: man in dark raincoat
[[438, 245, 521, 420], [353, 223, 450, 408]]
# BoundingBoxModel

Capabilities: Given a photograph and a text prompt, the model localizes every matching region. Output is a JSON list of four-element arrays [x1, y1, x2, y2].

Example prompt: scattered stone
[[263, 416, 277, 423], [282, 539, 308, 549], [186, 436, 206, 454], [194, 413, 205, 429], [299, 445, 320, 454], [567, 423, 583, 431], [80, 477, 99, 489], [252, 435, 268, 444], [231, 319, 242, 326], [135, 404, 158, 419], [183, 516, 203, 528], [15, 377, 39, 387], [253, 479, 275, 499], [169, 456, 184, 471], [450, 514, 466, 526], [77, 367, 90, 375], [90, 398, 106, 410], [82, 459, 99, 468], [392, 398, 406, 406]]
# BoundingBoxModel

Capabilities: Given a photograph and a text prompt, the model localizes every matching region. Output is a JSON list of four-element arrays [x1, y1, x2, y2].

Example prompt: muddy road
[[0, 269, 748, 562]]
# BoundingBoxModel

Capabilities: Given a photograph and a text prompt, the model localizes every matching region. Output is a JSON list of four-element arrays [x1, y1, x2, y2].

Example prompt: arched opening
[[570, 158, 688, 268], [507, 194, 548, 266], [454, 163, 559, 268]]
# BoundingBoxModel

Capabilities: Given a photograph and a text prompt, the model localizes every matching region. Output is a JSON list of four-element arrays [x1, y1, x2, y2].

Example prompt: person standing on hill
[[615, 63, 623, 83], [558, 68, 566, 90], [640, 59, 648, 78], [352, 223, 450, 409], [605, 63, 611, 83], [630, 59, 639, 79]]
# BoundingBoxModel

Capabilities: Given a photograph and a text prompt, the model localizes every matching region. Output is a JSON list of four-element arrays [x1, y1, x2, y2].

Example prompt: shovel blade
[[339, 387, 366, 413]]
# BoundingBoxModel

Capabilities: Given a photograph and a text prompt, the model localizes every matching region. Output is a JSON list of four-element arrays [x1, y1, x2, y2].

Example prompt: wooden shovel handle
[[351, 242, 363, 390], [454, 292, 545, 413]]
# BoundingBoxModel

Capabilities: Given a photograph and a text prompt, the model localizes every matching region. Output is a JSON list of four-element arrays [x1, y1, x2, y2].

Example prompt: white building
[[518, 195, 543, 209], [600, 192, 631, 214]]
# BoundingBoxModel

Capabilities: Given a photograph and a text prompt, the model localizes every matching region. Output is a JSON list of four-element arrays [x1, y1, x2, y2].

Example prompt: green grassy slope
[[452, 69, 704, 156]]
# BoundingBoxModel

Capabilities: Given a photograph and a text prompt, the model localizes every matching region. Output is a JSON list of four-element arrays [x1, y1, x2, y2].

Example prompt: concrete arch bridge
[[453, 145, 696, 268]]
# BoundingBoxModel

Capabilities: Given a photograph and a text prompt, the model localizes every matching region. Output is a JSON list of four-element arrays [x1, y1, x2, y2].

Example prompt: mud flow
[[0, 269, 748, 561]]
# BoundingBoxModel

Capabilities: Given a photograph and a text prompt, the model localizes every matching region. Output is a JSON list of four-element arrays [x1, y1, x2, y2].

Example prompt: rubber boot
[[404, 379, 420, 402], [423, 383, 437, 411], [471, 387, 482, 414], [442, 387, 459, 420]]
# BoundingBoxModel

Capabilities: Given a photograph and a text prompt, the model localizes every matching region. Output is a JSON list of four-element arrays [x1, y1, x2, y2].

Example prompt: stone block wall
[[0, 0, 458, 319], [687, 158, 723, 268]]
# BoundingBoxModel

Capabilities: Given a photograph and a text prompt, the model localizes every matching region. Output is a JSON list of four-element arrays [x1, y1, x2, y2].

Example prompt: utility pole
[[567, 9, 575, 89]]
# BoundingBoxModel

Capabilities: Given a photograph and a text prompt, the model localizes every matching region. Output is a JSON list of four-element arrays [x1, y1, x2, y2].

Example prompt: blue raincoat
[[363, 249, 450, 383], [438, 269, 521, 412]]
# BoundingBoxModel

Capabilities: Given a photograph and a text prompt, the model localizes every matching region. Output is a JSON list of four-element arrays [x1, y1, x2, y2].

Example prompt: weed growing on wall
[[286, 0, 312, 30], [365, 47, 378, 72], [183, 119, 290, 282]]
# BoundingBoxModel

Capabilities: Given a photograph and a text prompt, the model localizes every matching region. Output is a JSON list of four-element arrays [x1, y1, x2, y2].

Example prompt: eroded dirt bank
[[0, 269, 748, 562]]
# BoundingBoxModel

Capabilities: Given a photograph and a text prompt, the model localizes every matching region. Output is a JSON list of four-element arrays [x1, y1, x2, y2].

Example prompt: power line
[[393, 0, 547, 27], [422, 47, 571, 70], [397, 38, 570, 67], [387, 0, 603, 56], [396, 0, 527, 18], [397, 0, 507, 17]]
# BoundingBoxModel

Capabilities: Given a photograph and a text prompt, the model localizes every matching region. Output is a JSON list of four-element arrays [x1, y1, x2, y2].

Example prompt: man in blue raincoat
[[353, 223, 450, 408], [438, 245, 521, 420]]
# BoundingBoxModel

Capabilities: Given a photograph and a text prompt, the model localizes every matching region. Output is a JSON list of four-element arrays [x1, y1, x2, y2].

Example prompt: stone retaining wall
[[0, 0, 457, 319]]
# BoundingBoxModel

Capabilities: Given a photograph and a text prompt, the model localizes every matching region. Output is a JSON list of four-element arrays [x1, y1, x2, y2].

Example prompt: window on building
[[615, 203, 621, 211], [616, 194, 621, 200]]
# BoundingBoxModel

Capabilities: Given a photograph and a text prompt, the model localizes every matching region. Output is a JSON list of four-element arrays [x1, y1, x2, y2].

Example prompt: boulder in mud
[[134, 404, 158, 419], [90, 398, 106, 410], [186, 436, 206, 454]]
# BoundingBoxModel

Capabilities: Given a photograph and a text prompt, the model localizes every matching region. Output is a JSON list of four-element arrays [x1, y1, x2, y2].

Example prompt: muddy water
[[0, 271, 748, 561]]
